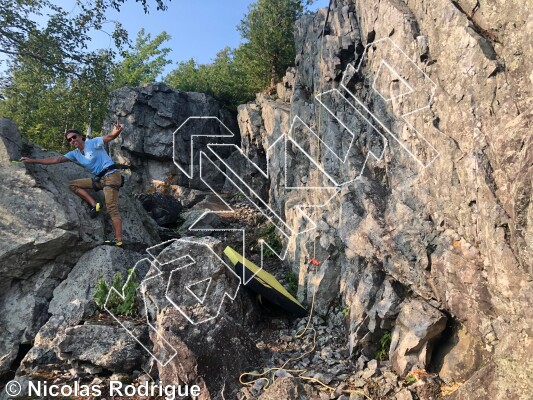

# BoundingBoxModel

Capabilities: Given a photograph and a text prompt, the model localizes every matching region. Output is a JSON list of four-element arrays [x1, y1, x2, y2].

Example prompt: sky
[[58, 0, 331, 76]]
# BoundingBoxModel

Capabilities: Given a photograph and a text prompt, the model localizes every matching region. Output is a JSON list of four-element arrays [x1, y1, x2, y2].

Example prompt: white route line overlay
[[341, 37, 439, 168], [106, 37, 441, 366], [105, 257, 177, 366], [105, 239, 241, 365]]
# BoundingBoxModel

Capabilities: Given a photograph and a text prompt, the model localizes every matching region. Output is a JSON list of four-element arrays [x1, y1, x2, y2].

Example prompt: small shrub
[[93, 268, 139, 317], [284, 271, 298, 295], [342, 307, 349, 317], [93, 276, 110, 309], [258, 223, 283, 257], [375, 331, 392, 361], [232, 192, 245, 201]]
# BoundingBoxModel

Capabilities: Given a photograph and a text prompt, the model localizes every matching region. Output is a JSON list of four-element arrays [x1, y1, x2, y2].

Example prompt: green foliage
[[93, 275, 110, 310], [93, 268, 139, 317], [232, 192, 245, 201], [258, 223, 283, 257], [284, 271, 298, 294], [375, 331, 392, 361], [0, 0, 171, 152], [166, 0, 312, 109], [237, 0, 307, 87], [0, 52, 112, 152], [404, 375, 417, 384], [342, 307, 349, 317], [0, 25, 171, 152], [1, 0, 312, 148], [165, 47, 257, 109], [0, 0, 167, 78], [255, 214, 267, 224], [112, 29, 172, 88]]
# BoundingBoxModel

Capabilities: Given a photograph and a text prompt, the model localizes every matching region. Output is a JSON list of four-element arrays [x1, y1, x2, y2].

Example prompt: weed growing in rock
[[284, 271, 298, 295], [93, 268, 139, 317], [232, 192, 245, 201], [258, 223, 283, 257], [376, 331, 392, 361]]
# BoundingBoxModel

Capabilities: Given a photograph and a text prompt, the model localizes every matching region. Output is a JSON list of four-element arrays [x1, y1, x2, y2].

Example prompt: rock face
[[18, 246, 146, 374], [1, 0, 532, 398], [104, 83, 241, 194], [57, 324, 149, 373], [237, 0, 532, 398], [141, 237, 262, 399], [389, 300, 447, 376], [0, 122, 159, 380]]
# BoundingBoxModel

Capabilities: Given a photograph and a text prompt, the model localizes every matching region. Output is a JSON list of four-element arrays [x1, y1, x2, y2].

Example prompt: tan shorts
[[69, 172, 122, 220]]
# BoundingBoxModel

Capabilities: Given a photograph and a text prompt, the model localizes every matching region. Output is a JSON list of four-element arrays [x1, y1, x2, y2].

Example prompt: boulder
[[389, 300, 447, 376], [57, 323, 149, 373], [0, 120, 160, 379], [140, 237, 262, 399], [104, 83, 240, 193], [19, 246, 146, 374], [177, 209, 225, 236]]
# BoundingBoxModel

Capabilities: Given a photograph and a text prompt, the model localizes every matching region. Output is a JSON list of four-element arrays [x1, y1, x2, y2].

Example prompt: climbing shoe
[[101, 240, 123, 247], [89, 202, 101, 219]]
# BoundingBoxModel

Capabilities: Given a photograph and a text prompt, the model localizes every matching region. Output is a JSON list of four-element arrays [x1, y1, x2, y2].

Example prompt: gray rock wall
[[238, 0, 532, 398], [104, 83, 240, 194], [0, 123, 160, 380]]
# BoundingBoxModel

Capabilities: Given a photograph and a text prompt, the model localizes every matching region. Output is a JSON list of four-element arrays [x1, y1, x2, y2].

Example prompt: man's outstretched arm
[[103, 122, 124, 144], [20, 156, 70, 165]]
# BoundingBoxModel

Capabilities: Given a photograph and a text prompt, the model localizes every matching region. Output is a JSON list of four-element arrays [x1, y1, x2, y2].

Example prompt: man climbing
[[21, 122, 125, 246]]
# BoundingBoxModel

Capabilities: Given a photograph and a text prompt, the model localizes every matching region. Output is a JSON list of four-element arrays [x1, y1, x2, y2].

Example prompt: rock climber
[[21, 122, 125, 246]]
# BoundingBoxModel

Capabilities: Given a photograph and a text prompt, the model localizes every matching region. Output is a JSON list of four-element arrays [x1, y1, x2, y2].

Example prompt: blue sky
[[73, 0, 330, 76], [95, 0, 330, 74], [1, 0, 330, 75]]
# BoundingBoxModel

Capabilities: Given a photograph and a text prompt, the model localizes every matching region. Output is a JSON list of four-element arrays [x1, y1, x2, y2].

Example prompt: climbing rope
[[237, 1, 374, 397]]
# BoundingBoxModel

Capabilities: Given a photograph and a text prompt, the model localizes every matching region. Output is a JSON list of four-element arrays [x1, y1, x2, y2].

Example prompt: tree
[[0, 27, 173, 151], [165, 0, 311, 108], [0, 51, 113, 152], [0, 0, 171, 78], [112, 29, 172, 88], [237, 0, 309, 87], [165, 58, 207, 93], [0, 0, 173, 152], [165, 47, 256, 110]]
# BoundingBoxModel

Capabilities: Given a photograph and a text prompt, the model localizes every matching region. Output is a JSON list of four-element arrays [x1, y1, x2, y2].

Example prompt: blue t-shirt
[[64, 137, 114, 175]]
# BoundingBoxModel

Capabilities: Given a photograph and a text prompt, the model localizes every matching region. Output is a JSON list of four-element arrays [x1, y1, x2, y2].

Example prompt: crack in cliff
[[450, 0, 502, 61]]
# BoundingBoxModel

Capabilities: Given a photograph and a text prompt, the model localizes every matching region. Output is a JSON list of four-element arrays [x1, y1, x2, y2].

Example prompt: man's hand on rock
[[112, 122, 124, 136], [20, 157, 34, 164]]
